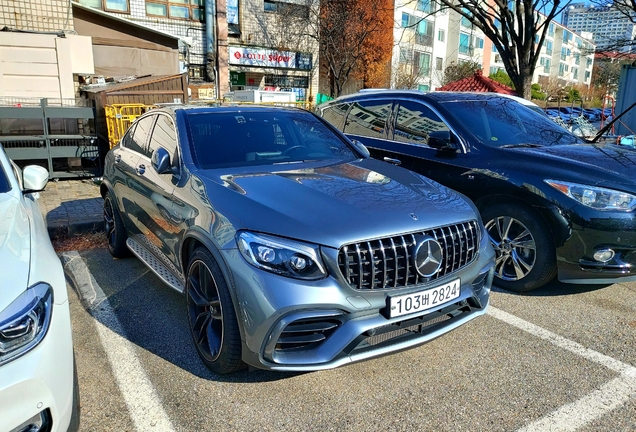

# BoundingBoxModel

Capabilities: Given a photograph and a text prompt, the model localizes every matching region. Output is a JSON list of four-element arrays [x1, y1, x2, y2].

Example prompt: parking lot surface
[[63, 248, 636, 432]]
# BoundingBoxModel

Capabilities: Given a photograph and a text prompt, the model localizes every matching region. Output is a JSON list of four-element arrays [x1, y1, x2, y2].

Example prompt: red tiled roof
[[436, 69, 516, 95]]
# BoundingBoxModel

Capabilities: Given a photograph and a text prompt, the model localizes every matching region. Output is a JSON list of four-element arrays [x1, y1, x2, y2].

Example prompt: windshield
[[443, 99, 585, 147], [186, 110, 357, 169]]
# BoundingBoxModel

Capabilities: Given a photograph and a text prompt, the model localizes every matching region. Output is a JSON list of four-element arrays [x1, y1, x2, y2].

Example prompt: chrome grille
[[337, 221, 480, 290]]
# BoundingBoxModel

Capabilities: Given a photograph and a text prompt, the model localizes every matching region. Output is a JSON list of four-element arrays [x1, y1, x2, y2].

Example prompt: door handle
[[114, 154, 121, 163], [136, 164, 146, 175], [383, 157, 401, 166]]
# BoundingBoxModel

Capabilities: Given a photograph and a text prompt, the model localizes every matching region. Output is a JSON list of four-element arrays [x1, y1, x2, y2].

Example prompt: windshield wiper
[[500, 143, 543, 149]]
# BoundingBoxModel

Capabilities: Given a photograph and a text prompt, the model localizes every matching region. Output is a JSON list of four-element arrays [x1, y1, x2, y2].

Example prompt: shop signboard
[[229, 47, 312, 71]]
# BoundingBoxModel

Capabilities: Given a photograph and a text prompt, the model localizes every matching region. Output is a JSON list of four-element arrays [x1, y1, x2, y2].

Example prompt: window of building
[[543, 58, 551, 74], [461, 8, 472, 27], [399, 45, 412, 63], [78, 0, 129, 13], [264, 1, 309, 18], [459, 32, 471, 55], [585, 70, 591, 79], [548, 22, 555, 37], [417, 84, 430, 92], [146, 0, 204, 20], [413, 51, 431, 76], [416, 0, 435, 14], [436, 57, 443, 71], [546, 40, 553, 55], [438, 28, 445, 42], [475, 37, 484, 49], [573, 68, 579, 80]]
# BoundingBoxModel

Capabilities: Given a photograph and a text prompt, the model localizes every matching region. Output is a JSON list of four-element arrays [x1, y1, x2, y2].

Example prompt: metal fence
[[0, 98, 100, 179]]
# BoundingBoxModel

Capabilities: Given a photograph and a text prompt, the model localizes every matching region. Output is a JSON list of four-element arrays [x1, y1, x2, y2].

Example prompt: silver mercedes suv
[[101, 105, 495, 374]]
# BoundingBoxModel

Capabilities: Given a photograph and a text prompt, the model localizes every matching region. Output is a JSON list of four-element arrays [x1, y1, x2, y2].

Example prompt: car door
[[352, 99, 482, 197], [111, 121, 144, 234], [133, 113, 182, 268]]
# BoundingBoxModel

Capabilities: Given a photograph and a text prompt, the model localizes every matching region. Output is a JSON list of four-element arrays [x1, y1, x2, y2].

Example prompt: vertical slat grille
[[338, 221, 480, 290]]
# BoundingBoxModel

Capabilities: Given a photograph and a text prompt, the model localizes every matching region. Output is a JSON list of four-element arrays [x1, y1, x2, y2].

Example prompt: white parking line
[[63, 251, 176, 432], [488, 306, 636, 432]]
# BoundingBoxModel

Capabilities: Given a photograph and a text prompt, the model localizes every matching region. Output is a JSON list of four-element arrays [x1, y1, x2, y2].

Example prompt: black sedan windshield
[[186, 110, 357, 169], [443, 99, 585, 147]]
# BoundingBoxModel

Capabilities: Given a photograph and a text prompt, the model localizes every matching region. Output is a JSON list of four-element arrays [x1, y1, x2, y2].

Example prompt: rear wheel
[[103, 191, 130, 258], [185, 247, 243, 374], [482, 203, 557, 292]]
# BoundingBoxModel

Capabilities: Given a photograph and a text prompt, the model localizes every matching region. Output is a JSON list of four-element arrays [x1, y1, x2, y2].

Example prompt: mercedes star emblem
[[413, 236, 443, 277]]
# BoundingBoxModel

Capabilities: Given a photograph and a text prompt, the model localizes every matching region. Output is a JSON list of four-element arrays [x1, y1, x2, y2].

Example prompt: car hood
[[0, 194, 31, 312], [504, 142, 636, 189], [197, 158, 478, 248]]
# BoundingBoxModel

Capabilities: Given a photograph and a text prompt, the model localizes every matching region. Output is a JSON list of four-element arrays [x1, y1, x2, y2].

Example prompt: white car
[[0, 146, 79, 432]]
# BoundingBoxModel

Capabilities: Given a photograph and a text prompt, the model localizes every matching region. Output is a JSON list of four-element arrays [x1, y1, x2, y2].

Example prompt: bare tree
[[431, 0, 574, 98]]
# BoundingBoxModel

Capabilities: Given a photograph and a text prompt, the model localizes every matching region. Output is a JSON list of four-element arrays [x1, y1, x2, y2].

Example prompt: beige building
[[0, 0, 94, 101]]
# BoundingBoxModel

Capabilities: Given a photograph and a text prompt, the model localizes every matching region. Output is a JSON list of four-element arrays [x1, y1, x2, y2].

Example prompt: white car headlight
[[0, 283, 53, 366], [237, 232, 327, 280], [545, 180, 636, 211]]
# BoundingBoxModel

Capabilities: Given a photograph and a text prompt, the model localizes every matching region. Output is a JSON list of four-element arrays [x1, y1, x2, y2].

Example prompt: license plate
[[388, 279, 461, 319]]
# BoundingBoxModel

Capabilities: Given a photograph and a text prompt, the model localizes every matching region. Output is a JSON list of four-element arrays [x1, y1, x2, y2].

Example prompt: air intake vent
[[275, 319, 340, 352]]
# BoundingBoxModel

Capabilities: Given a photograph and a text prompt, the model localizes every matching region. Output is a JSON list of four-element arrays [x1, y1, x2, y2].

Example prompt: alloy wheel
[[485, 216, 537, 281], [186, 260, 224, 362]]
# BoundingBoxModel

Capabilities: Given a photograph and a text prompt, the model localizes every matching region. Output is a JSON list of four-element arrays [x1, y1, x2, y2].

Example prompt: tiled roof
[[436, 70, 516, 95]]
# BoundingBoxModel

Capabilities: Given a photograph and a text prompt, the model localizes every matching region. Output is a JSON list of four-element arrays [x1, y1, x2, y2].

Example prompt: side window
[[321, 103, 350, 130], [393, 101, 450, 146], [149, 114, 178, 166], [344, 100, 392, 139], [130, 115, 156, 157], [121, 123, 137, 150]]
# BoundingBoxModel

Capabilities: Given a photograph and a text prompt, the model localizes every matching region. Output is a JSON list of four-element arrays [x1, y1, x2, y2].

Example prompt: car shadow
[[492, 278, 613, 297], [64, 248, 306, 383]]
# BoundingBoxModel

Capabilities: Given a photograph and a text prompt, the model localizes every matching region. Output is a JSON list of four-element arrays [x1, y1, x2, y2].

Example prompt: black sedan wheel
[[103, 191, 130, 258], [482, 204, 557, 292], [186, 247, 243, 374]]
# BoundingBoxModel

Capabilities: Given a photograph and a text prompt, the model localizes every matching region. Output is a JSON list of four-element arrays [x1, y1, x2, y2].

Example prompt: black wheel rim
[[485, 216, 536, 282], [103, 197, 116, 248], [186, 260, 223, 362]]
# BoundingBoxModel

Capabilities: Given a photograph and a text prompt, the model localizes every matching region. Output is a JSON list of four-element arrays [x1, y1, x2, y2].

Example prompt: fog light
[[593, 249, 615, 263]]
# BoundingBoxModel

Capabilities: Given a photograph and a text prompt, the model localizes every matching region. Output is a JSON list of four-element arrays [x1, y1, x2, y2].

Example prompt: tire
[[103, 191, 130, 258], [68, 354, 81, 432], [481, 203, 557, 292], [185, 247, 243, 374]]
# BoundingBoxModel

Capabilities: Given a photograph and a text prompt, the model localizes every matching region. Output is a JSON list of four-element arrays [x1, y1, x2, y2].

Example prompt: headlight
[[0, 283, 53, 366], [545, 180, 636, 211], [237, 231, 327, 280]]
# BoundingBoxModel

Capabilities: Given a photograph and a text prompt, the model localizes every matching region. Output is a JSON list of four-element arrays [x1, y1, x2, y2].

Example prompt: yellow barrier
[[105, 104, 156, 148]]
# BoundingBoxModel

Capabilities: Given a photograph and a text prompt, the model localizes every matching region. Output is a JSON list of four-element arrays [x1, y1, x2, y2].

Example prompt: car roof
[[328, 90, 530, 105], [152, 104, 307, 116]]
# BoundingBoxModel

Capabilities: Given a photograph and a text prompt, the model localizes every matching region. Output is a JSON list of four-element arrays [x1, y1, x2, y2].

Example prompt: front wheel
[[185, 247, 243, 374], [103, 191, 130, 258], [482, 203, 557, 292]]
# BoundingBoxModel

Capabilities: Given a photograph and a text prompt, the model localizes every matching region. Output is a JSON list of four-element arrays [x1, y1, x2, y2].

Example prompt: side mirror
[[428, 130, 458, 151], [350, 139, 371, 158], [22, 165, 49, 192], [152, 147, 174, 174]]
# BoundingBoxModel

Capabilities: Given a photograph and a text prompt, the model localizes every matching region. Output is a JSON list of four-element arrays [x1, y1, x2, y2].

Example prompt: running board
[[126, 238, 185, 293]]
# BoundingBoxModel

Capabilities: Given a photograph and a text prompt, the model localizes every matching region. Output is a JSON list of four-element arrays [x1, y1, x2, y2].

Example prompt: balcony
[[415, 34, 434, 47]]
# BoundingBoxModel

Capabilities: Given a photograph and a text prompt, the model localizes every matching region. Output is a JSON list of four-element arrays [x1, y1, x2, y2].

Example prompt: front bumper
[[557, 206, 636, 284], [222, 245, 494, 371], [0, 299, 75, 432]]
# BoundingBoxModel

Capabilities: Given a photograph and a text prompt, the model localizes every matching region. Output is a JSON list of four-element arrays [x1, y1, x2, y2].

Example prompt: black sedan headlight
[[546, 180, 636, 211], [0, 283, 53, 366], [237, 231, 327, 280]]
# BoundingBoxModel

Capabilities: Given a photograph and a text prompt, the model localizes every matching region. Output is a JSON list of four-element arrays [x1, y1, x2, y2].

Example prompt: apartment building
[[563, 3, 636, 53], [392, 0, 595, 92]]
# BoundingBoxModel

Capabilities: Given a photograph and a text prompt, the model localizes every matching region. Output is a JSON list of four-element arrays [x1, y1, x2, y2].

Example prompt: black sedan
[[318, 91, 636, 292]]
